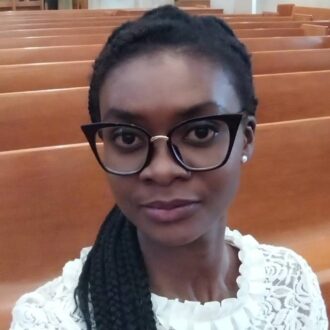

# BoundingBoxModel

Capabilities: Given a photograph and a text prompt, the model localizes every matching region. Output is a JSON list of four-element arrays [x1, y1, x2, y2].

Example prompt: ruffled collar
[[151, 228, 266, 329]]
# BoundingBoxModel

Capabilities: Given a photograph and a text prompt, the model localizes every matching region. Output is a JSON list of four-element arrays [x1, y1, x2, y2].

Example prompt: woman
[[11, 5, 328, 330]]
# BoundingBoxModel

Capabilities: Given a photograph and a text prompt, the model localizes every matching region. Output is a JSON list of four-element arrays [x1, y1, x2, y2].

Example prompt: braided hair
[[75, 5, 257, 330]]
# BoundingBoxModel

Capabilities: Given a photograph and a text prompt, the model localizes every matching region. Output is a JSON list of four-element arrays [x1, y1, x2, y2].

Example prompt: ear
[[242, 115, 256, 162]]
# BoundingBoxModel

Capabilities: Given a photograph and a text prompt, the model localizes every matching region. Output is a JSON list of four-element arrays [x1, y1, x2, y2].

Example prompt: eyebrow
[[102, 101, 227, 124]]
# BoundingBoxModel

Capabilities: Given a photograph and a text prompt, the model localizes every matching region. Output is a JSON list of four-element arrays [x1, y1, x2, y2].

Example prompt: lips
[[141, 199, 200, 223]]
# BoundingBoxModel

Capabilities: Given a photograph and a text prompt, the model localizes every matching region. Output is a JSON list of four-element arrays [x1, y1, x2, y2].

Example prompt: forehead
[[99, 51, 241, 128]]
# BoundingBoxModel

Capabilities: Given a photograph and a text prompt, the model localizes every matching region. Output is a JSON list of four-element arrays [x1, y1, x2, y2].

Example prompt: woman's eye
[[112, 129, 144, 149], [185, 126, 217, 143], [117, 132, 136, 145]]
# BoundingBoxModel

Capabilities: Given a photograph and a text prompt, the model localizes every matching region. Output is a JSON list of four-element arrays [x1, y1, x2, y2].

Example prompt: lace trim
[[151, 228, 267, 329]]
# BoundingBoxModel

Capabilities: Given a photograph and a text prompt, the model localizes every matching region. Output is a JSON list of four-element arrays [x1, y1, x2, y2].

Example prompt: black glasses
[[81, 113, 245, 176]]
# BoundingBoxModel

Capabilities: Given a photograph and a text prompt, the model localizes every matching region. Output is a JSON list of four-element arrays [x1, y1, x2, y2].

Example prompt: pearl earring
[[241, 155, 248, 163]]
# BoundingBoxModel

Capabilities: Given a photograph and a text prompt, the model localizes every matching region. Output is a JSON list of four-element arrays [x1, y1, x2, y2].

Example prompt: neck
[[138, 220, 240, 303]]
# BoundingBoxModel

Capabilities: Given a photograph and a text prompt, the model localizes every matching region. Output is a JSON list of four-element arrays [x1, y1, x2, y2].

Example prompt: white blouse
[[10, 228, 328, 330]]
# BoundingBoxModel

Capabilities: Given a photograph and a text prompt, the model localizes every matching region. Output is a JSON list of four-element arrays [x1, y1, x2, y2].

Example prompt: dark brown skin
[[99, 51, 256, 303]]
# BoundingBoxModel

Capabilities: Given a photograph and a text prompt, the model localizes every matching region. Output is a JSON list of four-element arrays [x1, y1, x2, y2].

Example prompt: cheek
[[203, 139, 243, 215], [106, 175, 137, 218]]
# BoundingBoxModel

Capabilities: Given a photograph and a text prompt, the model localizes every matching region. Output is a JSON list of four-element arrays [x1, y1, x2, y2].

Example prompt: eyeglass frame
[[81, 112, 246, 176]]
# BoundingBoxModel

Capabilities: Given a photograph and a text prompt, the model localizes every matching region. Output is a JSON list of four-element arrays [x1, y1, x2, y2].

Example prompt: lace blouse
[[10, 228, 328, 330]]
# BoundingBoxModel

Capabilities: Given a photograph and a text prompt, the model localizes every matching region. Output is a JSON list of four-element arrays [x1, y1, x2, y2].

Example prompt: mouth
[[140, 199, 200, 223]]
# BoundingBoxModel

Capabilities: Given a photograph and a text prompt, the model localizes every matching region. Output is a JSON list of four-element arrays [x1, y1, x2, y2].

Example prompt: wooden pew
[[255, 70, 330, 123], [0, 25, 117, 38], [0, 44, 102, 64], [1, 19, 328, 31], [0, 44, 101, 64], [0, 25, 314, 38], [2, 47, 330, 93], [0, 15, 297, 26], [1, 70, 329, 151], [1, 116, 329, 329], [293, 6, 330, 20], [0, 17, 135, 30], [0, 34, 108, 49], [0, 7, 222, 18], [244, 35, 330, 51], [251, 48, 330, 74], [0, 61, 93, 93], [0, 87, 89, 151], [1, 46, 329, 73], [236, 28, 304, 38], [1, 36, 330, 64], [0, 44, 103, 65]]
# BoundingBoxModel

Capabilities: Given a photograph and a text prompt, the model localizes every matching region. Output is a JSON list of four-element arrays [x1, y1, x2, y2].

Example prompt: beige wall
[[257, 0, 330, 13], [88, 0, 174, 8], [211, 0, 330, 14]]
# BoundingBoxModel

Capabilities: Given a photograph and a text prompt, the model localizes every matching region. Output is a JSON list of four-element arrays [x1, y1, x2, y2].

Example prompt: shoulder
[[10, 247, 91, 330], [258, 243, 328, 328]]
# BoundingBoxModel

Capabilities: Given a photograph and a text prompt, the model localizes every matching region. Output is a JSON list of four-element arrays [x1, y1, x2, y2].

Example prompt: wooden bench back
[[0, 60, 93, 93], [0, 25, 117, 38], [251, 48, 330, 74], [0, 44, 101, 64], [0, 7, 223, 17], [1, 70, 329, 151], [1, 36, 330, 64], [0, 34, 108, 49], [236, 28, 304, 38], [244, 35, 330, 51], [0, 25, 311, 38], [293, 6, 330, 20], [2, 20, 328, 31], [2, 33, 328, 51], [2, 47, 330, 93]]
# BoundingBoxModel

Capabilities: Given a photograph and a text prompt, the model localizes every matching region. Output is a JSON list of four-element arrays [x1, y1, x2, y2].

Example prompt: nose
[[139, 138, 190, 185]]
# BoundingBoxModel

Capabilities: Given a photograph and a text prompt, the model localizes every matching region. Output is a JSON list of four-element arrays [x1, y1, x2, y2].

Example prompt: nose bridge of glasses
[[150, 135, 169, 143]]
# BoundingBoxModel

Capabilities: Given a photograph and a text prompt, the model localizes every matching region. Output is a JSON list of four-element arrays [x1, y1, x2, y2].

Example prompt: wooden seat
[[1, 116, 329, 328]]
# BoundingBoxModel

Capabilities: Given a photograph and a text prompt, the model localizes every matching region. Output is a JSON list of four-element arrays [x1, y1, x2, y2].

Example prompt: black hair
[[75, 5, 258, 330]]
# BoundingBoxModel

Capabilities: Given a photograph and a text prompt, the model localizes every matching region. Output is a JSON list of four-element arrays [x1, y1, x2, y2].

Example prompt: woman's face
[[99, 51, 255, 247]]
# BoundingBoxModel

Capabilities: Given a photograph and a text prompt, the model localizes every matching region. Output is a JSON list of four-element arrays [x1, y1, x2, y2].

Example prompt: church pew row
[[0, 24, 314, 38], [293, 6, 330, 20], [0, 34, 330, 52], [0, 8, 223, 19], [1, 48, 330, 93], [0, 116, 329, 329], [244, 35, 330, 52], [1, 19, 328, 32], [0, 70, 329, 151], [0, 34, 108, 49], [0, 15, 300, 27], [0, 46, 329, 72], [251, 48, 330, 74]]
